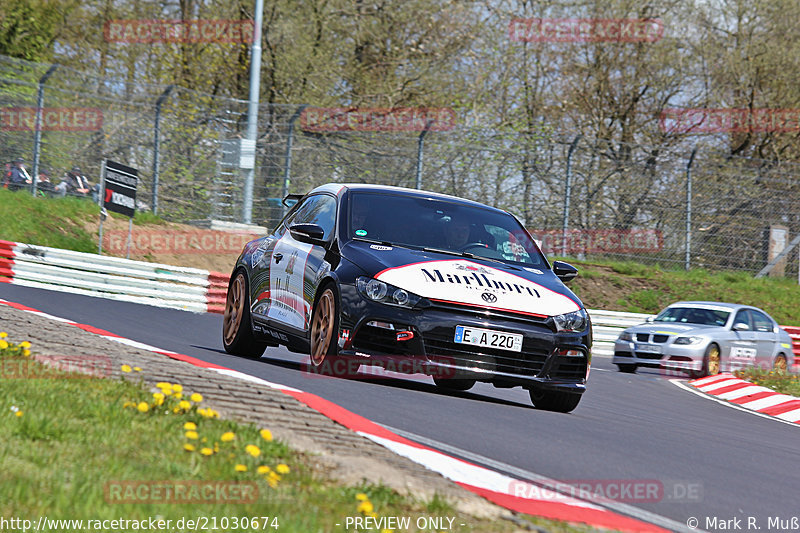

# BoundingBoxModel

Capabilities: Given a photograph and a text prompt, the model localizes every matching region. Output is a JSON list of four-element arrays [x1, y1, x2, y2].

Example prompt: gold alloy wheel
[[223, 273, 245, 346], [773, 354, 788, 373], [707, 344, 721, 375], [310, 288, 335, 366]]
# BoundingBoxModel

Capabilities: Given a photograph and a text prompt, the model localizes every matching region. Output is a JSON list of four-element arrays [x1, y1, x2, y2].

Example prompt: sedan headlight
[[618, 332, 633, 341], [356, 277, 421, 308], [553, 308, 589, 332], [674, 336, 703, 345]]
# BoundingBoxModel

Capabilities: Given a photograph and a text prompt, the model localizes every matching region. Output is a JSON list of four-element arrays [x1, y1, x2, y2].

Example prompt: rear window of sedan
[[655, 307, 730, 326]]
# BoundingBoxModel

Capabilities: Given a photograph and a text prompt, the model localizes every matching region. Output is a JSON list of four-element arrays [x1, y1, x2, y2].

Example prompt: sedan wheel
[[773, 354, 788, 373], [693, 343, 721, 378]]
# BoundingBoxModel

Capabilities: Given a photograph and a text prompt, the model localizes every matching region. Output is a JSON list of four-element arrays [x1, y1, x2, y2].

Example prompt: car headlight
[[618, 332, 633, 341], [356, 277, 421, 308], [674, 336, 703, 345], [553, 308, 589, 332]]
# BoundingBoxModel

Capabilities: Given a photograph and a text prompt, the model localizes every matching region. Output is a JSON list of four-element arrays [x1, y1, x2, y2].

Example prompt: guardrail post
[[31, 64, 58, 197], [562, 135, 582, 256], [151, 84, 175, 215], [281, 104, 308, 218], [685, 146, 698, 271], [242, 0, 265, 225], [415, 119, 435, 190]]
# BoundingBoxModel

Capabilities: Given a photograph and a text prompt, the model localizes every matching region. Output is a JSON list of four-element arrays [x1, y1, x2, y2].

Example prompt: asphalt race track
[[3, 282, 798, 531]]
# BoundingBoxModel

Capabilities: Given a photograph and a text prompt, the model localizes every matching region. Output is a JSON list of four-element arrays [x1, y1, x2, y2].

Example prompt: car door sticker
[[376, 259, 580, 317], [268, 237, 313, 330], [730, 346, 757, 359]]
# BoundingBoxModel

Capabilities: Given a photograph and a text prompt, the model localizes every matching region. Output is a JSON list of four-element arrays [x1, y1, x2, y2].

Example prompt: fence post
[[151, 84, 174, 215], [31, 64, 58, 197], [562, 135, 582, 255], [685, 146, 698, 271], [281, 104, 308, 218], [242, 0, 265, 225], [415, 119, 435, 190]]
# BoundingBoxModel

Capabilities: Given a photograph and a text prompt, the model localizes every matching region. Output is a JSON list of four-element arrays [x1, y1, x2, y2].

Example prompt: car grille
[[422, 330, 551, 376], [635, 333, 670, 343], [548, 355, 588, 380], [427, 301, 553, 329], [636, 352, 664, 360], [352, 325, 416, 355]]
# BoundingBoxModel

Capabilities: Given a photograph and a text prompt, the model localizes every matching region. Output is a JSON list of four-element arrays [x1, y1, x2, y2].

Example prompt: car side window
[[733, 310, 753, 329], [290, 194, 337, 240], [750, 310, 774, 333]]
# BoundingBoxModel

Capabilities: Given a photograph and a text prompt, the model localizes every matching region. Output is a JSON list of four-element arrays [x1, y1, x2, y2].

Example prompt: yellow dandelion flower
[[0, 340, 8, 350], [153, 392, 165, 401], [172, 384, 183, 392], [19, 341, 31, 349], [134, 367, 142, 372], [355, 493, 368, 501], [267, 478, 278, 488], [0, 332, 7, 338], [367, 512, 378, 519], [137, 402, 149, 413], [178, 400, 191, 410], [257, 465, 271, 475], [245, 444, 261, 457], [201, 437, 208, 443], [15, 411, 23, 418], [156, 382, 171, 389], [235, 464, 247, 472], [183, 443, 196, 452], [185, 431, 199, 440], [214, 443, 219, 452], [174, 392, 183, 399], [357, 501, 374, 514], [172, 407, 181, 414], [276, 463, 290, 475], [122, 401, 135, 408], [190, 393, 203, 403], [381, 529, 392, 533], [209, 409, 219, 418], [22, 349, 30, 357], [121, 364, 132, 373], [201, 447, 214, 456], [260, 428, 273, 441], [268, 472, 281, 482], [183, 422, 197, 430], [221, 431, 235, 442]]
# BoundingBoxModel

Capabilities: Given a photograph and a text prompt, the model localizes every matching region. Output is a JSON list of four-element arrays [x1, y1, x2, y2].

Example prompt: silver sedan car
[[612, 301, 794, 377]]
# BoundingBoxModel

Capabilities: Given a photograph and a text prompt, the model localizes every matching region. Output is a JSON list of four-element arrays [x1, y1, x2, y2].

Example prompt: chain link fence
[[1, 54, 798, 278]]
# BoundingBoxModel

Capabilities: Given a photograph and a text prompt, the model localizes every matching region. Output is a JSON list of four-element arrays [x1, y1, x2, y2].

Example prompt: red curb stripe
[[151, 350, 229, 370], [729, 391, 776, 405], [457, 483, 668, 533], [758, 399, 800, 416], [688, 373, 734, 387], [710, 382, 753, 395]]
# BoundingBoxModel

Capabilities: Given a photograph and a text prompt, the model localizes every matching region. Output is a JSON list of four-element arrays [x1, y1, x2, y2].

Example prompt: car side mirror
[[646, 316, 655, 323], [552, 260, 578, 283], [290, 223, 326, 245], [732, 322, 750, 332]]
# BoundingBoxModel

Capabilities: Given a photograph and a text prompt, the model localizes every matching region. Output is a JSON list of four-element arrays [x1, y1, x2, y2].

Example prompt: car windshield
[[348, 191, 546, 267], [654, 306, 730, 326]]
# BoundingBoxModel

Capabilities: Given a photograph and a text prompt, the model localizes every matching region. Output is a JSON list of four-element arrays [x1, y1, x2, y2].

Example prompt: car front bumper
[[612, 340, 709, 372]]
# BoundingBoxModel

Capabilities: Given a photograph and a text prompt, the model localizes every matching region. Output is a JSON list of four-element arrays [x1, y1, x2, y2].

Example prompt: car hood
[[341, 240, 582, 317], [624, 322, 723, 336]]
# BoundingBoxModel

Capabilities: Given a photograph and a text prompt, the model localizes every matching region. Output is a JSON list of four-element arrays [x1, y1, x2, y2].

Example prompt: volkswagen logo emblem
[[481, 292, 497, 303]]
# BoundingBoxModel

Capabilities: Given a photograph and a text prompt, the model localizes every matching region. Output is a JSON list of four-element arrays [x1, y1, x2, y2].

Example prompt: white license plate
[[454, 325, 523, 352], [635, 343, 662, 354]]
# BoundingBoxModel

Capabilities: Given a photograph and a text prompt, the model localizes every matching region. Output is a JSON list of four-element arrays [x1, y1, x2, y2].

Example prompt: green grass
[[0, 335, 603, 533], [0, 188, 165, 252], [734, 368, 800, 396]]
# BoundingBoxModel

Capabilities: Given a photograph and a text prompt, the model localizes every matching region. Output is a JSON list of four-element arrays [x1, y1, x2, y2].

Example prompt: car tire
[[222, 270, 268, 359], [616, 364, 637, 373], [693, 343, 721, 378], [773, 354, 788, 373], [529, 389, 582, 413], [432, 377, 476, 391], [309, 284, 358, 377]]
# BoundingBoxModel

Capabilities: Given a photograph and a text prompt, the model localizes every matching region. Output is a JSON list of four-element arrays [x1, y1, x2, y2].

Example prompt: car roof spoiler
[[282, 193, 303, 207]]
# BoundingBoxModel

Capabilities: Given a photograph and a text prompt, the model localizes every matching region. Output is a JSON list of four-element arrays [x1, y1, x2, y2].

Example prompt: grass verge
[[0, 333, 599, 533], [733, 368, 800, 397]]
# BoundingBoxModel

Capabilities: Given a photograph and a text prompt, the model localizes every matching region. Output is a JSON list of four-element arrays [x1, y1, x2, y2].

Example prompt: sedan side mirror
[[552, 260, 578, 283], [732, 322, 750, 332], [290, 223, 326, 245]]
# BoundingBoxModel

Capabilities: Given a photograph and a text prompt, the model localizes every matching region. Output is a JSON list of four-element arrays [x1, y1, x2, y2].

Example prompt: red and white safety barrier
[[0, 239, 228, 313], [0, 296, 669, 532], [688, 373, 800, 424]]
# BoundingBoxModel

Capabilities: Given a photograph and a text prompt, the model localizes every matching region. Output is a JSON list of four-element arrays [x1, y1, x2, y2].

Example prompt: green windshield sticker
[[355, 229, 367, 236]]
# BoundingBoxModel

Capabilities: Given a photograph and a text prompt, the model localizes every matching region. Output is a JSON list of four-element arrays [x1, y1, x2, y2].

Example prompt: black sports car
[[223, 184, 592, 412]]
